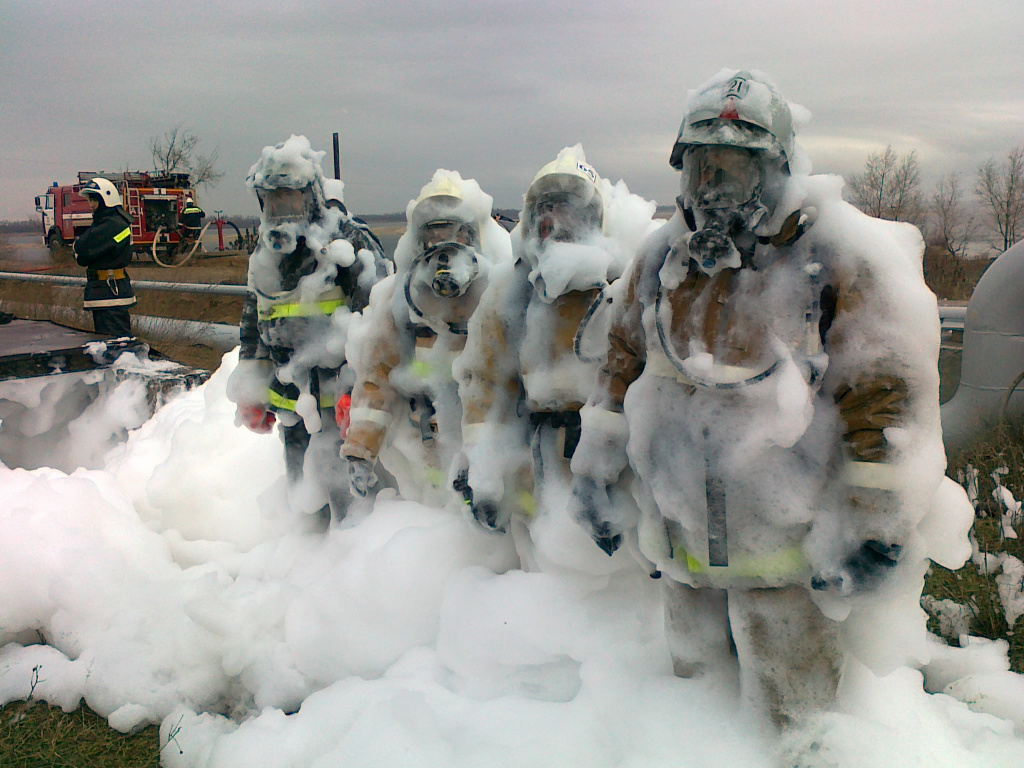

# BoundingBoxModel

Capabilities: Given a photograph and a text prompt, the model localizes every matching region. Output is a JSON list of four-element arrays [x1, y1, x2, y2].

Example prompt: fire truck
[[34, 171, 197, 258]]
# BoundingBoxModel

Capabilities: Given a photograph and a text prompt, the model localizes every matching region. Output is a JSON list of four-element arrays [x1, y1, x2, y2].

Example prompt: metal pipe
[[333, 132, 341, 180], [938, 305, 966, 326], [0, 300, 240, 352], [941, 240, 1024, 450], [0, 271, 248, 296]]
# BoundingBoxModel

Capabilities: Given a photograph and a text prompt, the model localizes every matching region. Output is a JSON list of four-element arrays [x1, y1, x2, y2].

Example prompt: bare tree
[[149, 124, 225, 188], [929, 173, 978, 258], [848, 145, 925, 225], [976, 143, 1024, 252]]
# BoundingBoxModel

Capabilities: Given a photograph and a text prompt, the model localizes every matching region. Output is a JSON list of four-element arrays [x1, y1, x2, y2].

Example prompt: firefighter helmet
[[409, 175, 479, 251], [80, 177, 122, 208], [524, 149, 604, 241], [669, 70, 795, 169], [247, 135, 326, 222]]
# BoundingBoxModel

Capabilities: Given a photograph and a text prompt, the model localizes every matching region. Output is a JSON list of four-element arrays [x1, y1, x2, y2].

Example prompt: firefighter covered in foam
[[454, 146, 659, 571], [226, 135, 388, 525], [341, 171, 511, 505], [568, 70, 974, 739]]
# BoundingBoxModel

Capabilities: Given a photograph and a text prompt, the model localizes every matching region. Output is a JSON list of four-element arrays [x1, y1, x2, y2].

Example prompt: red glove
[[335, 393, 352, 438], [237, 404, 276, 434]]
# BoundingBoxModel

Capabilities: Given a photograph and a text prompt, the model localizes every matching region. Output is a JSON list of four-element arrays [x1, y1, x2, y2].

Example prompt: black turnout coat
[[74, 204, 136, 309]]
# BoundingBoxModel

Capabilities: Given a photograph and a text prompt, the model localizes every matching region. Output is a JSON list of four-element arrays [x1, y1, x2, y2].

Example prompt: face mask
[[529, 190, 602, 244], [682, 145, 769, 230], [678, 146, 772, 275], [404, 243, 483, 332], [425, 243, 479, 298], [261, 187, 311, 223]]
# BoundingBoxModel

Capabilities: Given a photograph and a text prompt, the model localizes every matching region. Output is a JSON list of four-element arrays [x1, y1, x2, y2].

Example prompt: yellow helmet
[[409, 174, 478, 249], [524, 148, 604, 240]]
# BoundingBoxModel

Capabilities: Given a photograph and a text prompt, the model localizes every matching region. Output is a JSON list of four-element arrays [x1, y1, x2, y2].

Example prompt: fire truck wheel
[[48, 231, 65, 254]]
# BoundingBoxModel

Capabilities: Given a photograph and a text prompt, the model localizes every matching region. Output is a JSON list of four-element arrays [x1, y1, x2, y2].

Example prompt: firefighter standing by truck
[[180, 196, 205, 246], [73, 177, 136, 337]]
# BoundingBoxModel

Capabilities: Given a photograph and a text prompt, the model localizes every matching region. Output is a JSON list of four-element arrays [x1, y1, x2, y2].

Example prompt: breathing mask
[[258, 186, 316, 252], [530, 190, 602, 244], [677, 145, 771, 275]]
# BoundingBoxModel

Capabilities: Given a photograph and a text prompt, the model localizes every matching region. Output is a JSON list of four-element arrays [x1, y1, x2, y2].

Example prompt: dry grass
[[0, 700, 161, 768], [926, 418, 1024, 671], [923, 245, 994, 301]]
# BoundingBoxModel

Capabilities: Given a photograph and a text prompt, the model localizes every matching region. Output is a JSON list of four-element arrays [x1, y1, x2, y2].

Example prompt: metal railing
[[0, 271, 971, 350], [939, 305, 966, 331], [0, 271, 243, 352], [0, 271, 248, 296]]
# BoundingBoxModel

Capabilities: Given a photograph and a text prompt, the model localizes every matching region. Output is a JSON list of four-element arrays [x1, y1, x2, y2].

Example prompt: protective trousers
[[663, 581, 843, 730], [282, 419, 351, 525], [91, 307, 132, 337]]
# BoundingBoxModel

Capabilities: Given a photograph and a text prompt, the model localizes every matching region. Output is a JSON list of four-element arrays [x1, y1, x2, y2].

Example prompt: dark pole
[[333, 132, 341, 180]]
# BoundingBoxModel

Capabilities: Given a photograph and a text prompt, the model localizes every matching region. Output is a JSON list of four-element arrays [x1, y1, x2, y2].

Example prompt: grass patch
[[0, 700, 161, 768], [925, 418, 1024, 671], [922, 245, 994, 302]]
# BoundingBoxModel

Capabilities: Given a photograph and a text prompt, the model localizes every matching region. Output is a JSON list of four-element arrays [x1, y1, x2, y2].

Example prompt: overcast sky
[[2, 0, 1022, 222]]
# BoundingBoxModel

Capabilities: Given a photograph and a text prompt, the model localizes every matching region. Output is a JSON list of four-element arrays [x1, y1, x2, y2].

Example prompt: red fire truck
[[34, 171, 197, 258]]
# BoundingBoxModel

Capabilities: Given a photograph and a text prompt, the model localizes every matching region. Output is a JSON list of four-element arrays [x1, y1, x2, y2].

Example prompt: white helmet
[[669, 70, 795, 169], [523, 148, 604, 241], [80, 177, 122, 208]]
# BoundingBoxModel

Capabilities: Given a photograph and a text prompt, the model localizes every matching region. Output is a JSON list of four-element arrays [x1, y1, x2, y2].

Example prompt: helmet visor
[[80, 180, 103, 198], [682, 145, 764, 210], [261, 187, 310, 222], [420, 219, 477, 250], [531, 190, 602, 242]]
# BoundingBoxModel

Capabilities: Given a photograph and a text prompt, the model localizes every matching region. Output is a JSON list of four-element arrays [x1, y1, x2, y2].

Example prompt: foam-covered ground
[[1, 353, 1022, 767]]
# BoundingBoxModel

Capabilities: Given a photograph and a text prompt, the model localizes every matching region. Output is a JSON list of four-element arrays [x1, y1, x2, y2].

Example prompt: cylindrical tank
[[941, 240, 1024, 451]]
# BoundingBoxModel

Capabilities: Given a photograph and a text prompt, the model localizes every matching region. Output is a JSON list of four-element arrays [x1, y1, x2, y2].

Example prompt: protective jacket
[[181, 203, 205, 230], [461, 259, 603, 449], [581, 207, 916, 590], [239, 219, 388, 416], [73, 205, 136, 309], [342, 276, 469, 502], [457, 251, 620, 529]]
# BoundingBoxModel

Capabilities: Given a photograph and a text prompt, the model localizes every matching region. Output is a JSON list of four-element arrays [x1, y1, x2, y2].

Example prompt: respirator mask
[[679, 145, 769, 275], [259, 186, 314, 252]]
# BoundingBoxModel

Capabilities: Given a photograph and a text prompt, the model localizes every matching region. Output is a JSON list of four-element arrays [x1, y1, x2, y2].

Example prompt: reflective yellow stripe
[[267, 390, 296, 410], [258, 298, 345, 321], [267, 389, 335, 411], [676, 541, 806, 580], [843, 461, 900, 490], [517, 491, 536, 519], [113, 227, 131, 243], [410, 346, 457, 380]]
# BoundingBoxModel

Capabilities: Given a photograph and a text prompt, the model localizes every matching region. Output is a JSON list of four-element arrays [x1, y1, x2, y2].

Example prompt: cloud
[[2, 0, 1022, 220]]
